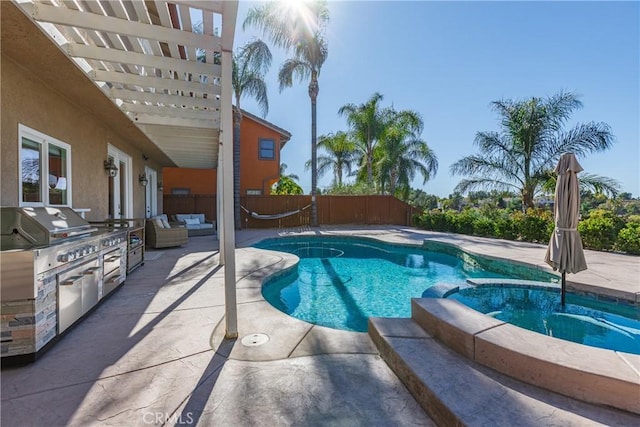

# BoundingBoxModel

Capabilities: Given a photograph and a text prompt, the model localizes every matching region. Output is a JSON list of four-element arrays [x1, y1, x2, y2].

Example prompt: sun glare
[[277, 0, 318, 36]]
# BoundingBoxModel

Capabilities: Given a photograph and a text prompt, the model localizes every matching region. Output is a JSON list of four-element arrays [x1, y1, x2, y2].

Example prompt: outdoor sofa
[[172, 213, 216, 237], [146, 214, 189, 248]]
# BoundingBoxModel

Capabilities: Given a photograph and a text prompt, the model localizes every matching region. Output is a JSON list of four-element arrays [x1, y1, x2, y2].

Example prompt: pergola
[[11, 0, 239, 337]]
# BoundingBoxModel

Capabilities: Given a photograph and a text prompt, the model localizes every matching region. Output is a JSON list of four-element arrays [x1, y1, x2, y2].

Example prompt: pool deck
[[1, 226, 638, 426]]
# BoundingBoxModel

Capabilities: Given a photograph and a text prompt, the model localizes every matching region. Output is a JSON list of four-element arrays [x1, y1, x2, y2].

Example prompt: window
[[259, 138, 275, 160], [171, 188, 191, 195], [19, 124, 71, 206]]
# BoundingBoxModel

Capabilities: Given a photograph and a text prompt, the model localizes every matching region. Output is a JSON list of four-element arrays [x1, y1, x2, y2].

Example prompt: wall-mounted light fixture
[[157, 181, 164, 191], [139, 173, 148, 187], [104, 158, 118, 177]]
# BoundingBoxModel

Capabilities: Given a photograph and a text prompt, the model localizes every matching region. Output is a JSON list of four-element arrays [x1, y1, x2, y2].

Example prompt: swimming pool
[[447, 285, 640, 354], [256, 236, 529, 332]]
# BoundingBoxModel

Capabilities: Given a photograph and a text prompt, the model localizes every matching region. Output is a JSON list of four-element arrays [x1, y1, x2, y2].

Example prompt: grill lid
[[1, 207, 96, 249]]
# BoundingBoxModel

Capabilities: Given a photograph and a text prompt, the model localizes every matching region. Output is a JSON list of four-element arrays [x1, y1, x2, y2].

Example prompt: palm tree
[[243, 1, 330, 227], [338, 92, 391, 187], [304, 131, 356, 186], [232, 40, 272, 229], [279, 163, 299, 181], [273, 163, 303, 195], [377, 109, 438, 198], [450, 91, 617, 210]]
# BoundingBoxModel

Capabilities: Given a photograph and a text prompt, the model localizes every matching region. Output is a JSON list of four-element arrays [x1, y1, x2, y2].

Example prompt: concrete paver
[[1, 226, 638, 426]]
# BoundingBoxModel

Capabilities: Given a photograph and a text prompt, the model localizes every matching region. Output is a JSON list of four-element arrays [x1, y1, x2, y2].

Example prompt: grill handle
[[14, 225, 38, 245], [106, 275, 121, 284], [60, 275, 82, 286], [83, 267, 100, 275]]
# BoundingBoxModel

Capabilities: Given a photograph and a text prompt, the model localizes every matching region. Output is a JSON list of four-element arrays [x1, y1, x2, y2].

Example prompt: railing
[[162, 194, 420, 228]]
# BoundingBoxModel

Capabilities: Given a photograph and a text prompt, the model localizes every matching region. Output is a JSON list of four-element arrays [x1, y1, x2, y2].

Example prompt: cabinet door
[[81, 264, 100, 314], [58, 274, 83, 333]]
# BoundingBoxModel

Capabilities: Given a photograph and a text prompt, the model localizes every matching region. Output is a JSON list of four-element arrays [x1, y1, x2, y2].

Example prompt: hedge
[[414, 208, 639, 255]]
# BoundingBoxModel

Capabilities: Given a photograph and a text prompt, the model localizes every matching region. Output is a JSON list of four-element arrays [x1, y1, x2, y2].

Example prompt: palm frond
[[240, 74, 269, 117], [278, 59, 311, 92], [454, 178, 520, 195], [578, 173, 621, 198]]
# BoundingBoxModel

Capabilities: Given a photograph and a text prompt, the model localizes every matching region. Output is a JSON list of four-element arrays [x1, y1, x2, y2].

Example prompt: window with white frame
[[19, 124, 71, 206]]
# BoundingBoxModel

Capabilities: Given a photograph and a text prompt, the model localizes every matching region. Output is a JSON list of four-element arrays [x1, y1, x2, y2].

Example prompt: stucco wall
[[163, 168, 217, 195], [240, 117, 281, 195], [162, 116, 283, 196], [1, 54, 160, 221]]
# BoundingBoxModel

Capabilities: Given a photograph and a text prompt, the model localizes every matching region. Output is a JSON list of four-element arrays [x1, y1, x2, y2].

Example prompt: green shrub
[[494, 214, 517, 240], [413, 205, 640, 255], [615, 215, 640, 255], [578, 209, 624, 251], [511, 209, 554, 243], [472, 216, 495, 237], [453, 209, 476, 234], [416, 210, 454, 232]]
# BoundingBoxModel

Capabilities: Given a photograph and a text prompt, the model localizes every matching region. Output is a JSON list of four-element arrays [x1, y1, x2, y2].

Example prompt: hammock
[[241, 204, 311, 220]]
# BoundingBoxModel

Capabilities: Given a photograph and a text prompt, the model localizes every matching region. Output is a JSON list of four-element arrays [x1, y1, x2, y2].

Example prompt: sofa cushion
[[184, 218, 200, 226], [193, 213, 205, 224], [174, 214, 191, 223], [152, 214, 171, 229], [190, 223, 214, 230], [152, 218, 165, 229]]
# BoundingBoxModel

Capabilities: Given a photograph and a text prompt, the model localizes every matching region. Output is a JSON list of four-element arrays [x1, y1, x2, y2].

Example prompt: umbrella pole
[[561, 272, 566, 307]]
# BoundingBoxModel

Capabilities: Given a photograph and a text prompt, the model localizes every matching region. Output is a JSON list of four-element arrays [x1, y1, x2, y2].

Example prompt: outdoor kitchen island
[[0, 207, 128, 364]]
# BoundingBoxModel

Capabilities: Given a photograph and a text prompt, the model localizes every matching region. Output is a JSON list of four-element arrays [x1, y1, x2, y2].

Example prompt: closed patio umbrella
[[545, 153, 588, 306]]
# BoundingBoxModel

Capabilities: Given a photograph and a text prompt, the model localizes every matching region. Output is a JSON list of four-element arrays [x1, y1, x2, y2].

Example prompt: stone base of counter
[[1, 274, 57, 359], [1, 279, 125, 366]]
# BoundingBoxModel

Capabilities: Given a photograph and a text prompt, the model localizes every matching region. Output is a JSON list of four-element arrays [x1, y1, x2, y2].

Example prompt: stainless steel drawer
[[103, 252, 122, 277]]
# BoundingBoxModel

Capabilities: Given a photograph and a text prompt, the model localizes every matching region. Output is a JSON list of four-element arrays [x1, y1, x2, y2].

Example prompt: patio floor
[[1, 226, 638, 426]]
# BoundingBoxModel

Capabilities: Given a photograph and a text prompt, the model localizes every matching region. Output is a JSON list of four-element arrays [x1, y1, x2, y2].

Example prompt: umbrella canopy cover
[[545, 153, 588, 274]]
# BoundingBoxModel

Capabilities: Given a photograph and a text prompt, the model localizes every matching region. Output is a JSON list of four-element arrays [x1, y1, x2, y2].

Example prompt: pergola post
[[217, 160, 225, 264], [220, 47, 237, 338]]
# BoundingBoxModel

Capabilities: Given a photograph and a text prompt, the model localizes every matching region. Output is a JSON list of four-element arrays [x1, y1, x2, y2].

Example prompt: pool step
[[410, 298, 639, 414], [368, 300, 640, 424]]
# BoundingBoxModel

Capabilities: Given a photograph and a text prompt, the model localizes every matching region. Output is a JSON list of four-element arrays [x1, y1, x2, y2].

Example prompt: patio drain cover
[[241, 333, 270, 347]]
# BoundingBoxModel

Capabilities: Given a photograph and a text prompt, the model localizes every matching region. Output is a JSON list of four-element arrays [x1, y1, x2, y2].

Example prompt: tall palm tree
[[232, 40, 272, 229], [450, 91, 617, 210], [305, 131, 356, 186], [338, 92, 391, 187], [377, 110, 438, 198], [244, 1, 330, 227]]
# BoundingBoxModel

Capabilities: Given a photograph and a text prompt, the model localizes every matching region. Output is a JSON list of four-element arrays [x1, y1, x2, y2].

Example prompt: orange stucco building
[[162, 110, 291, 196]]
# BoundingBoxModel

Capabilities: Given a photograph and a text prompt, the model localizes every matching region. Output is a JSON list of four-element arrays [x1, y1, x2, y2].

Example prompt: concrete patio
[[1, 226, 638, 426]]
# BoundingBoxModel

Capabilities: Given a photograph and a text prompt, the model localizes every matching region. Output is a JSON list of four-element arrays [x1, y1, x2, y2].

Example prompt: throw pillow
[[153, 218, 164, 229], [161, 218, 171, 228], [184, 218, 200, 226]]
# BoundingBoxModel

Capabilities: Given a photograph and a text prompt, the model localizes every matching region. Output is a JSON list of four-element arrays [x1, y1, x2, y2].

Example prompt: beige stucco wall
[[1, 54, 161, 221]]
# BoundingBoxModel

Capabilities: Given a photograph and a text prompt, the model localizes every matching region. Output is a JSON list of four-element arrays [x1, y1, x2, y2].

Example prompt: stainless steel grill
[[1, 207, 128, 360], [1, 206, 97, 249]]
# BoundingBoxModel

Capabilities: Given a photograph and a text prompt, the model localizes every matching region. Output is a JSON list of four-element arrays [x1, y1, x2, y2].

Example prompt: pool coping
[[421, 239, 639, 306], [411, 297, 640, 414]]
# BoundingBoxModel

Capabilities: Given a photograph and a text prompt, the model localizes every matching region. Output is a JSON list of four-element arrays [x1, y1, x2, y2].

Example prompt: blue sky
[[232, 1, 639, 198]]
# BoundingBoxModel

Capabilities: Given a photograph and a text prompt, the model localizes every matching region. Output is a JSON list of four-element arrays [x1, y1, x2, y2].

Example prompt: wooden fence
[[163, 194, 420, 228]]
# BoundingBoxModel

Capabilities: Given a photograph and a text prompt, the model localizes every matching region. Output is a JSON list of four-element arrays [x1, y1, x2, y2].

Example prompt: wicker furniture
[[172, 213, 216, 237], [145, 215, 188, 248]]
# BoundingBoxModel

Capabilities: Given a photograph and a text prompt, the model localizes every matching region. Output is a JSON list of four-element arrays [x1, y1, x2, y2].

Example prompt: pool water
[[448, 286, 640, 355], [256, 237, 515, 332]]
